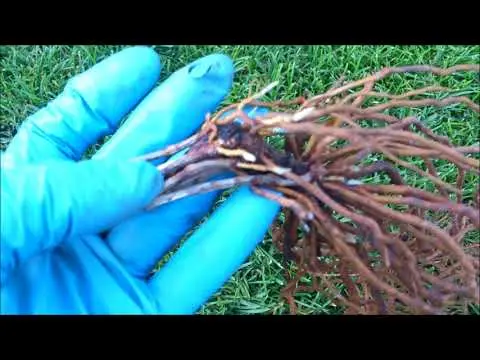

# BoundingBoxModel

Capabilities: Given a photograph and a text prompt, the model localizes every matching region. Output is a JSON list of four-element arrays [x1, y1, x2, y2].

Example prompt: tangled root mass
[[139, 64, 480, 315]]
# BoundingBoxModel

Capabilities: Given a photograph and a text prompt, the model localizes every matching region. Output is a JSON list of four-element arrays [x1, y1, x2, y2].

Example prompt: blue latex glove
[[0, 46, 280, 314]]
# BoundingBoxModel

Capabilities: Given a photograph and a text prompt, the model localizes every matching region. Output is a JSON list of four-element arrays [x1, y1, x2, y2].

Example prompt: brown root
[[141, 64, 480, 315]]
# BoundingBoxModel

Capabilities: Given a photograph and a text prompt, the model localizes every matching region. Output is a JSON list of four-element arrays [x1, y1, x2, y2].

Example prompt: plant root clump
[[139, 64, 480, 315]]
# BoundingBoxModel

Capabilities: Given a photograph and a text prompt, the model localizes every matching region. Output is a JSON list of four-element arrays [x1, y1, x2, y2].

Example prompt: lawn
[[1, 45, 479, 314]]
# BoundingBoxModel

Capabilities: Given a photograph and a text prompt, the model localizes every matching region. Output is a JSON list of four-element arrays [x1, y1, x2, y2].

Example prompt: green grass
[[1, 45, 479, 314]]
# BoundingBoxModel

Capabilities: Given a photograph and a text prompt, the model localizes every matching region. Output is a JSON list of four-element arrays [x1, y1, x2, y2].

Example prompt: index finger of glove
[[3, 46, 161, 164]]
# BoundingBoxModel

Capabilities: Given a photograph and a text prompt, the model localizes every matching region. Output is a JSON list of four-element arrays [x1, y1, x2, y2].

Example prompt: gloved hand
[[0, 46, 280, 314]]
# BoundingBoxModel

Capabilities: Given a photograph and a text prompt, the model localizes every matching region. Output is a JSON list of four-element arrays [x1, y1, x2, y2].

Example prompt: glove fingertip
[[126, 160, 165, 205], [148, 185, 281, 314]]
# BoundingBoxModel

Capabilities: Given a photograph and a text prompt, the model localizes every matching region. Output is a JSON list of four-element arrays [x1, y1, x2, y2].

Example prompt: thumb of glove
[[1, 157, 163, 283]]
